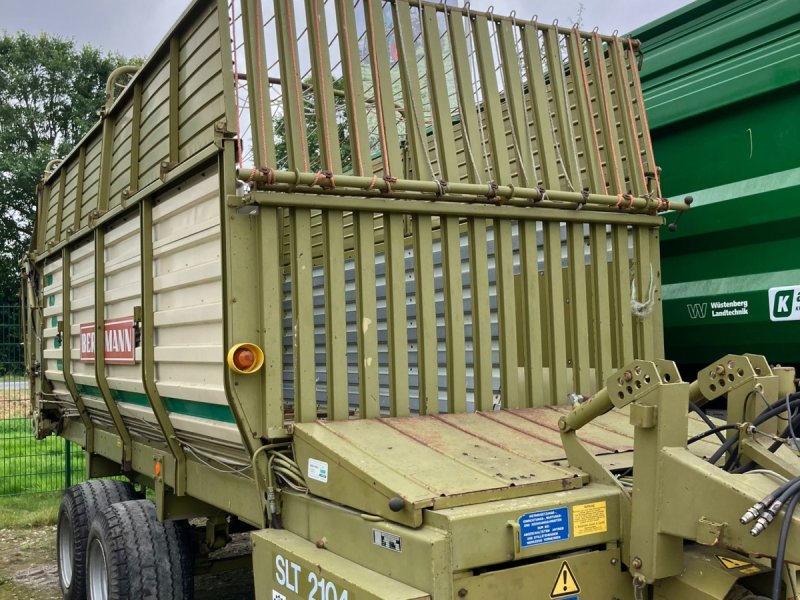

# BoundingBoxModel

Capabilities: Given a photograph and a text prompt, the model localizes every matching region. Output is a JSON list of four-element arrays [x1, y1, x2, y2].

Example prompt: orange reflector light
[[226, 342, 264, 374], [154, 462, 161, 477], [234, 347, 255, 371]]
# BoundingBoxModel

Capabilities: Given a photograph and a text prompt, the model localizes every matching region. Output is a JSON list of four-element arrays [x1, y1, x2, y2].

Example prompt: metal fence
[[0, 304, 84, 495]]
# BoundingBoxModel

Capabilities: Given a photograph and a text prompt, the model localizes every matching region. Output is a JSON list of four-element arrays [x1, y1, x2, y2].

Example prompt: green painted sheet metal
[[76, 384, 235, 424], [634, 0, 800, 366]]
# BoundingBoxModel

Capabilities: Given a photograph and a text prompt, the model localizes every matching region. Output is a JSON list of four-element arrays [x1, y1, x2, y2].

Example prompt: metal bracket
[[630, 404, 658, 429], [159, 160, 179, 181], [696, 517, 725, 546], [695, 354, 758, 401]]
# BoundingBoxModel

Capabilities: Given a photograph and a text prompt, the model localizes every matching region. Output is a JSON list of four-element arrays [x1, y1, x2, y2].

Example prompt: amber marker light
[[226, 342, 265, 374]]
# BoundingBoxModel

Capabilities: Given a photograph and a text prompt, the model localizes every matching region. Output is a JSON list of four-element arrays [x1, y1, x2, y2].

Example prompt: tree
[[0, 32, 135, 305], [272, 77, 352, 173]]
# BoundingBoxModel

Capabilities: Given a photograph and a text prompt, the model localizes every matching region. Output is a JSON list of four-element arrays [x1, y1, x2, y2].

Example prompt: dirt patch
[[0, 525, 255, 599], [0, 525, 61, 600]]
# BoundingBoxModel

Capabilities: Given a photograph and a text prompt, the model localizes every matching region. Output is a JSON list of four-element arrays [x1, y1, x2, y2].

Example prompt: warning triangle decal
[[550, 561, 581, 598], [716, 555, 751, 570]]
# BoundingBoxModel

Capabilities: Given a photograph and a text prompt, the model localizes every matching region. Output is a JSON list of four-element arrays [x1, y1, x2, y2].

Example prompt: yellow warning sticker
[[572, 500, 608, 537], [716, 555, 751, 570], [550, 561, 581, 598], [740, 566, 761, 575]]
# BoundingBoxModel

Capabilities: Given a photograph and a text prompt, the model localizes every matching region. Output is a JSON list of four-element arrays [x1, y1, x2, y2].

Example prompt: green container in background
[[633, 0, 800, 368]]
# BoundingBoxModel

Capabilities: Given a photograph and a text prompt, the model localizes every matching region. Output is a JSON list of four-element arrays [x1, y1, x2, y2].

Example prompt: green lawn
[[0, 491, 61, 528], [0, 418, 85, 496]]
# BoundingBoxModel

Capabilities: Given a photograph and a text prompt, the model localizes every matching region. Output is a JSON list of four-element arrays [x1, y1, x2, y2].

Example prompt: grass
[[0, 492, 61, 528], [0, 417, 85, 496]]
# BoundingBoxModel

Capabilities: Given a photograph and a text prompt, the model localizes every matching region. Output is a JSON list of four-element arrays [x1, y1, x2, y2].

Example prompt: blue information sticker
[[518, 507, 570, 548]]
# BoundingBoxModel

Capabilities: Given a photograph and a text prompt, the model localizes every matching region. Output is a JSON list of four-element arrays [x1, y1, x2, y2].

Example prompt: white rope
[[630, 264, 655, 320]]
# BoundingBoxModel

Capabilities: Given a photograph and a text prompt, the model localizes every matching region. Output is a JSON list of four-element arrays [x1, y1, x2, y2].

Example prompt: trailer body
[[23, 1, 800, 599], [634, 0, 800, 368]]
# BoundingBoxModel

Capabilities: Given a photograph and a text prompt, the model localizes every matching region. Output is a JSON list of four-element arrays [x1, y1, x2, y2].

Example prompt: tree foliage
[[0, 32, 134, 304]]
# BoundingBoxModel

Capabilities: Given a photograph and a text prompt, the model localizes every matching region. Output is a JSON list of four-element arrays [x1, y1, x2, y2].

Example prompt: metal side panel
[[252, 528, 430, 600]]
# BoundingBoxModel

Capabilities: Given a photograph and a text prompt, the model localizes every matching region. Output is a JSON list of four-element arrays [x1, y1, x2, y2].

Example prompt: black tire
[[86, 499, 193, 600], [58, 480, 138, 600]]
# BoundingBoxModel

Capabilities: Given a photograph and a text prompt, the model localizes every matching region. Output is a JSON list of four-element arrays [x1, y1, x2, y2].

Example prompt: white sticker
[[372, 528, 402, 552], [769, 286, 800, 322], [307, 458, 329, 483], [272, 591, 286, 600]]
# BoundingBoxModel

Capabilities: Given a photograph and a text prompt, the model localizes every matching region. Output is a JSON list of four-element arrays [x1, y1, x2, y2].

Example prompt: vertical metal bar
[[392, 2, 428, 180], [334, 0, 371, 175], [649, 228, 665, 358], [129, 82, 142, 192], [567, 223, 592, 393], [422, 5, 457, 181], [472, 15, 511, 183], [385, 213, 409, 416], [94, 229, 132, 468], [468, 218, 493, 411], [519, 221, 544, 406], [498, 20, 534, 186], [55, 170, 66, 242], [521, 26, 559, 185], [447, 10, 483, 183], [322, 210, 348, 420], [354, 212, 379, 417], [612, 226, 634, 366], [97, 113, 115, 214], [567, 33, 604, 192], [274, 0, 309, 170], [590, 224, 613, 384], [633, 228, 654, 359], [412, 215, 438, 414], [73, 148, 87, 233], [494, 219, 521, 408], [441, 216, 466, 413], [608, 38, 647, 196], [242, 0, 277, 168], [363, 0, 402, 175], [588, 34, 625, 194], [543, 28, 581, 188], [305, 0, 341, 172], [544, 222, 568, 404], [219, 138, 263, 453], [140, 198, 187, 494], [259, 206, 285, 433], [36, 185, 50, 252], [494, 219, 520, 408], [168, 36, 180, 164], [290, 209, 317, 422], [218, 0, 238, 138], [60, 246, 94, 451], [65, 442, 72, 489]]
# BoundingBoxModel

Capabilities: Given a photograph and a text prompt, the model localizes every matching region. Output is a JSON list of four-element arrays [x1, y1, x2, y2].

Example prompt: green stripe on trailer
[[76, 385, 236, 424]]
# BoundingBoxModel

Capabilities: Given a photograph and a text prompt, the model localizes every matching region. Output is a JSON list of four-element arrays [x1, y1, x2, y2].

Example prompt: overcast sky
[[2, 0, 693, 59]]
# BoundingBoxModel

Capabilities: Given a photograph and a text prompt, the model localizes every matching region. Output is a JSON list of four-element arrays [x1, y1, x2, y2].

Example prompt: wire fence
[[0, 304, 85, 495]]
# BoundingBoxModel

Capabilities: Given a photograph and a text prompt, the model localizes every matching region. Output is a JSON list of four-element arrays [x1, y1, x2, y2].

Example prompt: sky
[[1, 0, 694, 59]]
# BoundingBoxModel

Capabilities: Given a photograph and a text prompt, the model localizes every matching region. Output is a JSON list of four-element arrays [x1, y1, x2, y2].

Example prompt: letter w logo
[[686, 303, 708, 319]]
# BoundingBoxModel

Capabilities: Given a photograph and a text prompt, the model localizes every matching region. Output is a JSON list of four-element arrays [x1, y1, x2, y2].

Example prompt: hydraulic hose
[[772, 490, 800, 600], [707, 396, 800, 466]]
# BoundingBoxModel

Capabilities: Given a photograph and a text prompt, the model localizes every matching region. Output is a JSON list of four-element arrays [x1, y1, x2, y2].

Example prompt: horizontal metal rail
[[238, 168, 688, 213]]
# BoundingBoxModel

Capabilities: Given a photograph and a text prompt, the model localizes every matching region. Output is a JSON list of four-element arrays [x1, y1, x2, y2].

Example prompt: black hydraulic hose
[[734, 407, 800, 474], [707, 397, 800, 466], [772, 490, 800, 600], [688, 424, 740, 445], [689, 401, 727, 444]]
